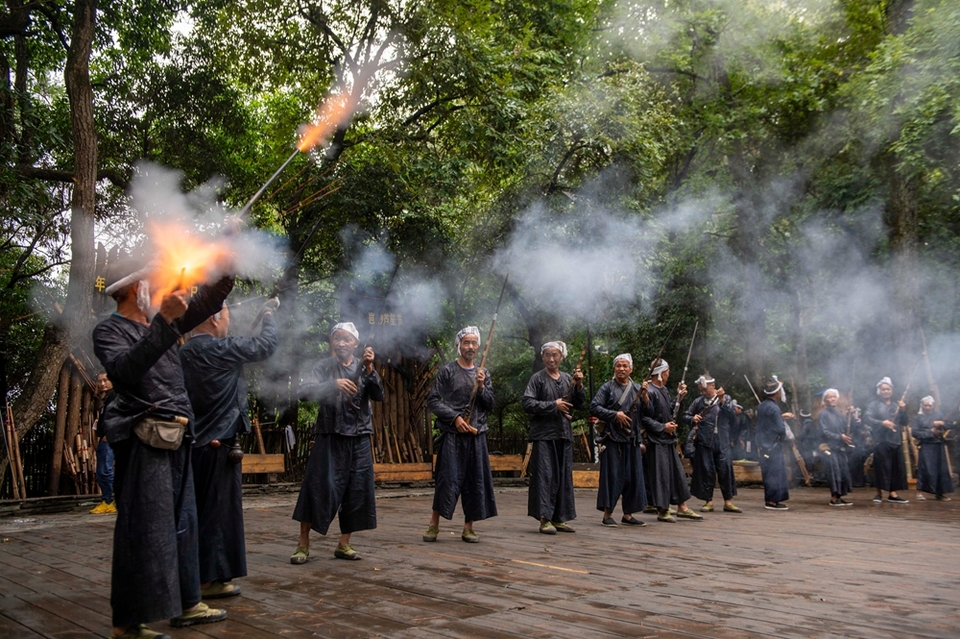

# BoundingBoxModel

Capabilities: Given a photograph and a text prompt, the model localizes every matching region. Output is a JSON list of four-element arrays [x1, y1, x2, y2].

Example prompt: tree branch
[[13, 164, 129, 188]]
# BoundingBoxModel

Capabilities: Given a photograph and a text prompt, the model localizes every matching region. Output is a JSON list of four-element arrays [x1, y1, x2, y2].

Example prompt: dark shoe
[[700, 502, 714, 512], [620, 516, 646, 527], [422, 524, 439, 542], [676, 508, 704, 521], [290, 546, 309, 564], [201, 581, 241, 599], [112, 624, 171, 639], [936, 495, 952, 501], [461, 529, 479, 543], [838, 499, 853, 506], [334, 544, 361, 560], [170, 602, 227, 628], [829, 499, 844, 507], [764, 502, 789, 510], [552, 521, 575, 533], [723, 503, 742, 513], [601, 517, 618, 527], [872, 494, 882, 503], [887, 496, 909, 504], [539, 521, 557, 535]]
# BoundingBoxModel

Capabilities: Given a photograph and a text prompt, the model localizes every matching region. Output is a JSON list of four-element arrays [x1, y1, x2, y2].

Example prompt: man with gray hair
[[423, 327, 498, 543], [863, 377, 909, 504], [590, 353, 647, 527], [522, 341, 585, 534], [291, 321, 383, 563]]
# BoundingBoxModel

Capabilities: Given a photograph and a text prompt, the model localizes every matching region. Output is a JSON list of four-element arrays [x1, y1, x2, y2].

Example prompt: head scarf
[[876, 376, 893, 394], [651, 359, 669, 381], [613, 353, 633, 367], [695, 373, 715, 387], [822, 388, 839, 406], [455, 326, 481, 357], [919, 395, 935, 414], [764, 375, 786, 402], [330, 322, 360, 341], [541, 341, 568, 358]]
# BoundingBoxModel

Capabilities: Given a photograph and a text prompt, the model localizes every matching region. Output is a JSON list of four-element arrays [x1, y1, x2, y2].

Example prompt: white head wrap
[[651, 359, 669, 381], [541, 341, 567, 358], [330, 322, 360, 340], [822, 388, 839, 405], [765, 375, 786, 402], [456, 326, 481, 357], [613, 353, 633, 367], [876, 377, 893, 394], [695, 374, 715, 387], [919, 395, 935, 414]]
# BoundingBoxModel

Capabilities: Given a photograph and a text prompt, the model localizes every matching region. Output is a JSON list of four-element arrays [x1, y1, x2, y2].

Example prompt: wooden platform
[[1, 486, 958, 638]]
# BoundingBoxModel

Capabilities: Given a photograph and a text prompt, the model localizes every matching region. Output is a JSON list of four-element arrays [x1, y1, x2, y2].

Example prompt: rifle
[[787, 376, 812, 487], [462, 275, 510, 434], [671, 321, 698, 421], [893, 363, 922, 480], [844, 358, 858, 449]]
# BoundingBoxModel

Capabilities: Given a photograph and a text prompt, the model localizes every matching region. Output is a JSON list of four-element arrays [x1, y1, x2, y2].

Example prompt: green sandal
[[290, 546, 309, 564], [334, 544, 361, 560]]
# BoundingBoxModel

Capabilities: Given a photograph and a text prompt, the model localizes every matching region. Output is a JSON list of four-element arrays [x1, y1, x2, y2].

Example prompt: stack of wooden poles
[[48, 355, 101, 496], [371, 355, 436, 464], [3, 403, 26, 500]]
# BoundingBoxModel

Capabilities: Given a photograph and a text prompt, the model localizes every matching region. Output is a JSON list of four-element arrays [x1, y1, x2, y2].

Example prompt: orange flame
[[146, 218, 233, 306], [297, 89, 360, 152]]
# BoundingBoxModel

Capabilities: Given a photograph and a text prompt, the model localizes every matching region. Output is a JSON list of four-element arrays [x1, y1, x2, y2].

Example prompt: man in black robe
[[180, 299, 279, 596], [94, 255, 232, 638], [590, 353, 646, 527], [683, 374, 740, 513], [423, 326, 497, 542], [756, 376, 794, 510], [912, 396, 954, 501], [863, 377, 909, 504], [817, 388, 854, 506], [523, 341, 585, 534], [292, 322, 383, 562], [639, 359, 703, 522]]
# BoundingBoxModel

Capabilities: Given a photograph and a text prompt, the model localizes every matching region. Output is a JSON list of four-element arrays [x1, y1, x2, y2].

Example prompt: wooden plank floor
[[1, 485, 958, 638]]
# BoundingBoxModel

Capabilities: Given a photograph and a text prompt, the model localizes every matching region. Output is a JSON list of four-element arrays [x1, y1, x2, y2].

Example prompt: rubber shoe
[[872, 495, 882, 503], [552, 521, 575, 533], [105, 501, 118, 514], [201, 581, 241, 599], [764, 502, 789, 510], [620, 516, 646, 527], [723, 503, 742, 513], [112, 624, 170, 639], [290, 546, 309, 564], [657, 512, 676, 523], [936, 495, 952, 501], [642, 505, 658, 514], [170, 602, 227, 628], [601, 517, 618, 527], [334, 544, 361, 560], [676, 508, 704, 521], [539, 521, 557, 535], [700, 502, 714, 512], [461, 529, 479, 543], [89, 501, 111, 514], [423, 524, 440, 542], [887, 496, 909, 504]]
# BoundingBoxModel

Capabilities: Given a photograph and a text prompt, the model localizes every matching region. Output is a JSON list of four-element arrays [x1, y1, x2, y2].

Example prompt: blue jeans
[[96, 439, 115, 503]]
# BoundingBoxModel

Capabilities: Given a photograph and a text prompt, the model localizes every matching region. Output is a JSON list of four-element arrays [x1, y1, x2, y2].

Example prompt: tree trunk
[[48, 364, 71, 495]]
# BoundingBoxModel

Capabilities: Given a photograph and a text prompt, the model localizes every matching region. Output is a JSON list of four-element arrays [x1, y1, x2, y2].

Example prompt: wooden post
[[48, 364, 71, 496], [65, 369, 83, 494]]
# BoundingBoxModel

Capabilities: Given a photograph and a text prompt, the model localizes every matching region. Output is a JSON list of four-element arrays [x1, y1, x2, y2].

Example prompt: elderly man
[[756, 376, 794, 510], [912, 396, 954, 501], [590, 353, 646, 527], [816, 389, 855, 507], [683, 374, 740, 513], [863, 377, 909, 504], [640, 359, 703, 522], [423, 327, 498, 543], [522, 341, 585, 534], [93, 255, 233, 638], [291, 322, 383, 563], [180, 299, 279, 597]]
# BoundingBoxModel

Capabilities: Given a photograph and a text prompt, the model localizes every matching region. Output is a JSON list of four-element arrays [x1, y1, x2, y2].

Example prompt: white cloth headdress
[[822, 388, 839, 406], [651, 359, 669, 381], [456, 326, 481, 356], [876, 377, 893, 395], [330, 322, 359, 340], [613, 353, 633, 367], [919, 395, 935, 414], [541, 341, 567, 358], [765, 375, 786, 402], [695, 374, 715, 387]]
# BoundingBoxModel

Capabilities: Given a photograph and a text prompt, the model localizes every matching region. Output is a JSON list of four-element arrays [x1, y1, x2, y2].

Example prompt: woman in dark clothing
[[912, 396, 954, 501]]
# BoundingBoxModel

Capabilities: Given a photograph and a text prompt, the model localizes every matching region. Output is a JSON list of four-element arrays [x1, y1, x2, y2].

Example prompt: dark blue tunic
[[293, 356, 383, 535], [817, 406, 852, 497], [93, 276, 233, 627], [180, 312, 278, 583], [863, 400, 909, 492], [427, 361, 497, 521], [913, 412, 954, 497], [590, 379, 646, 514], [522, 369, 585, 522], [640, 384, 691, 508], [684, 395, 737, 502], [756, 399, 789, 504]]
